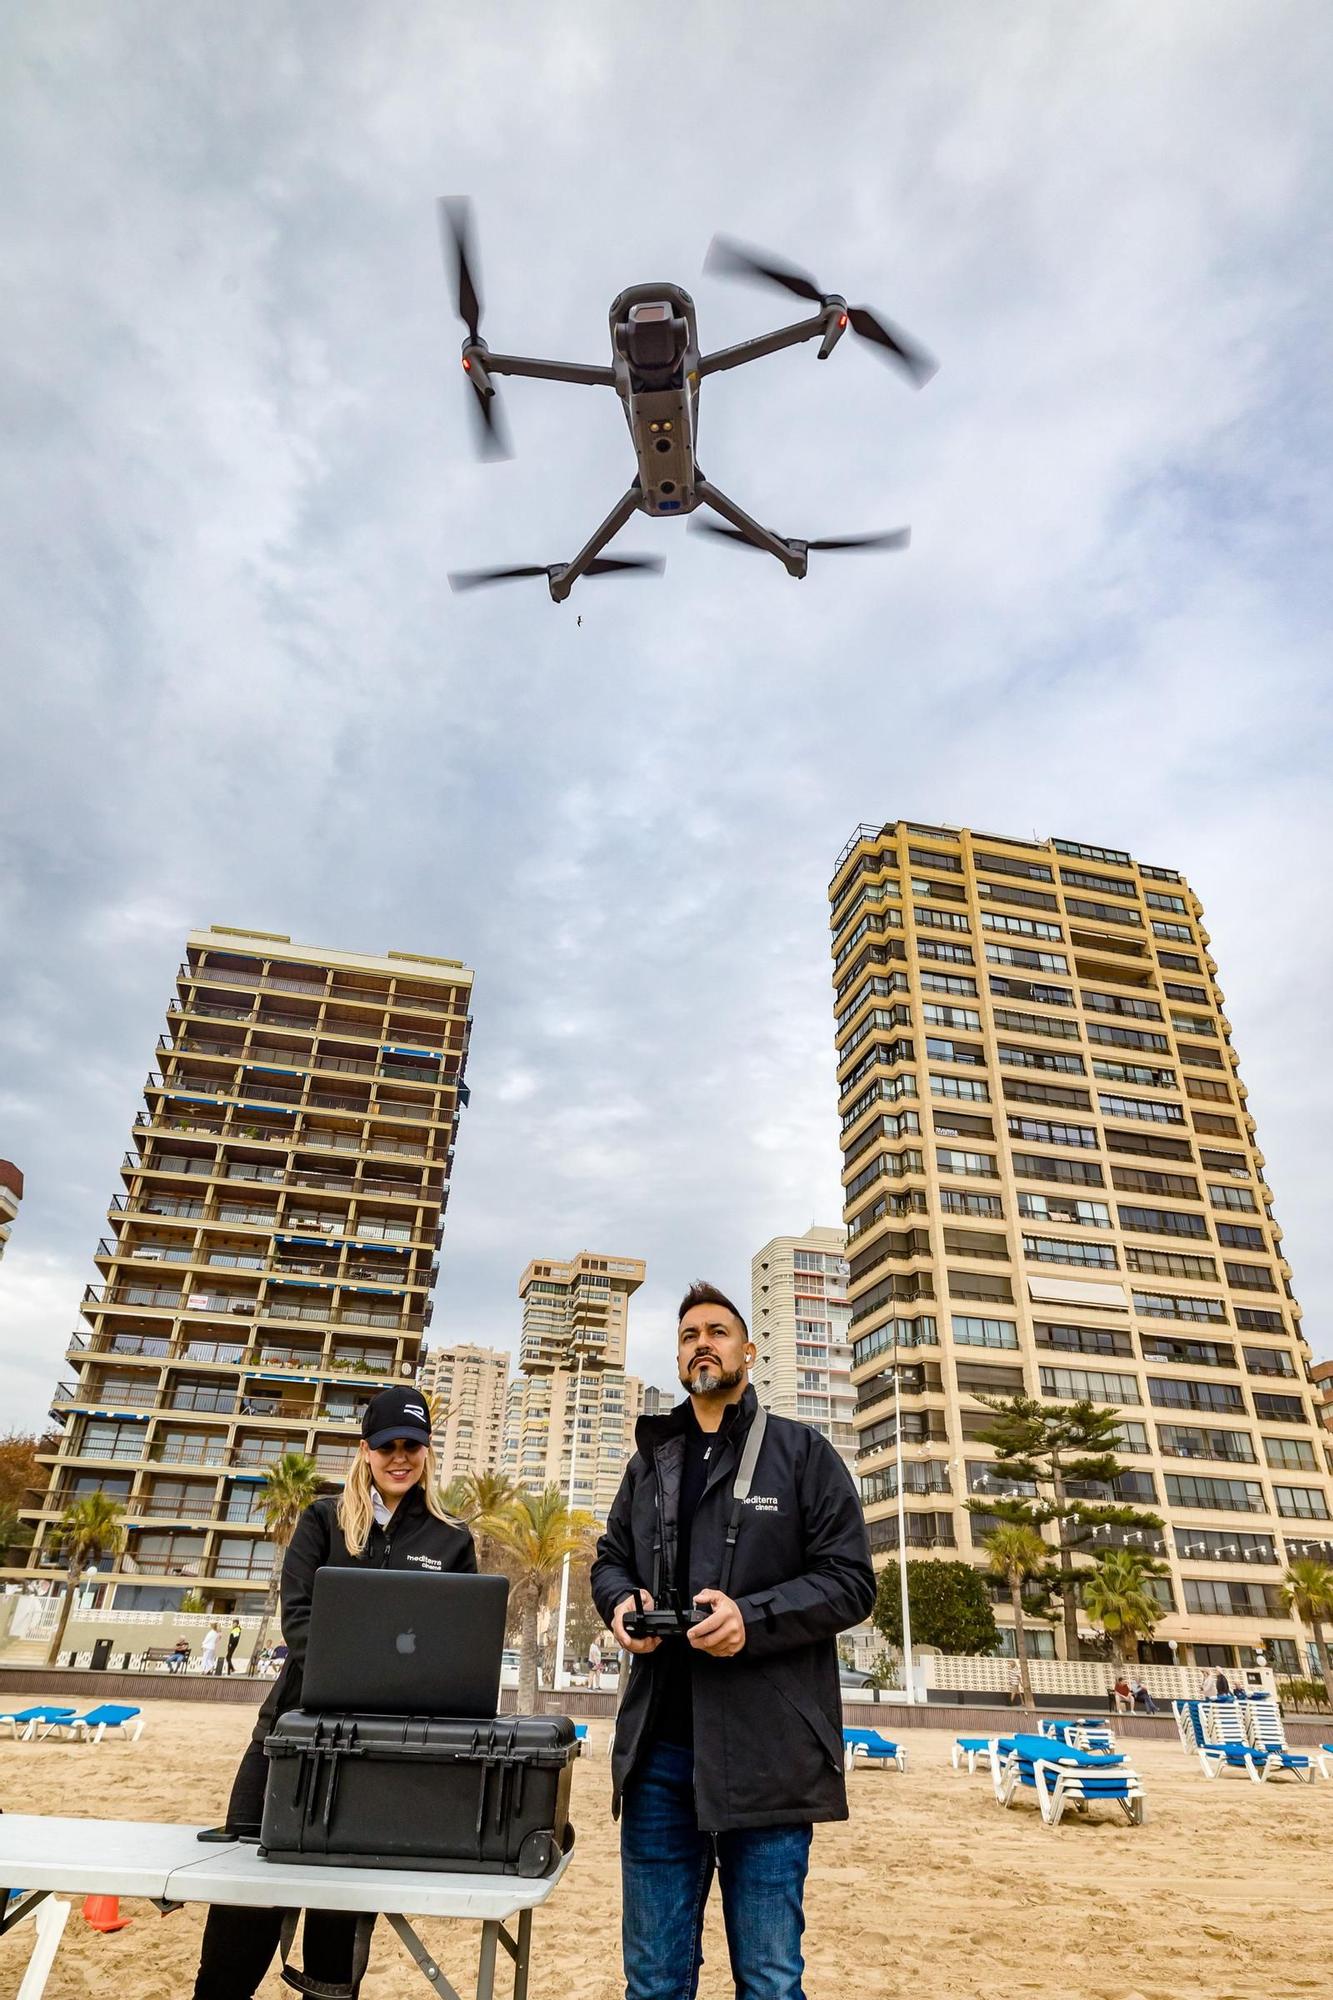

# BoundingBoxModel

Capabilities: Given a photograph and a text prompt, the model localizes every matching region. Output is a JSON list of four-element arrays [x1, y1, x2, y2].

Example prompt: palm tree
[[1279, 1558, 1333, 1711], [250, 1451, 323, 1661], [985, 1523, 1049, 1711], [441, 1471, 518, 1574], [478, 1487, 596, 1711], [46, 1491, 126, 1666], [1080, 1549, 1164, 1667]]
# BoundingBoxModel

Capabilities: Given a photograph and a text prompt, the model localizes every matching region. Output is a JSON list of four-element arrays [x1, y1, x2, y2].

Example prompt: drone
[[441, 200, 936, 603]]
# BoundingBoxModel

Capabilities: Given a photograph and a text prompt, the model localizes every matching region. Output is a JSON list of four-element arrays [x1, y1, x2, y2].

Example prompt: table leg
[[510, 1908, 532, 2000], [476, 1920, 499, 2000], [17, 1894, 71, 2000], [384, 1913, 467, 2000]]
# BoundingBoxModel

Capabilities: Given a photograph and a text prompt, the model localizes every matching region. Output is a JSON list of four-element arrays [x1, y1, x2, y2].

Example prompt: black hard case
[[259, 1711, 577, 1877]]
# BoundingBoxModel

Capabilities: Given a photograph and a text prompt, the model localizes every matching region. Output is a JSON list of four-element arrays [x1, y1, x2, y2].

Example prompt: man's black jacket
[[590, 1385, 875, 1832], [251, 1485, 476, 1744]]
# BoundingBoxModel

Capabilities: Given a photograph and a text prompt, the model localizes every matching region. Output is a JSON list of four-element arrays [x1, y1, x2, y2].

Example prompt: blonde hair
[[337, 1442, 453, 1558]]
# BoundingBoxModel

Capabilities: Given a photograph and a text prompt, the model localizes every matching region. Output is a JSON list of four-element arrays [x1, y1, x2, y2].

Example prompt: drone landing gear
[[548, 484, 643, 603], [694, 480, 806, 578]]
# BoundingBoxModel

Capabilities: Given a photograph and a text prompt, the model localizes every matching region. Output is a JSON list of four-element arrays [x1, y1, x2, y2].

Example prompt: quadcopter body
[[444, 203, 936, 602]]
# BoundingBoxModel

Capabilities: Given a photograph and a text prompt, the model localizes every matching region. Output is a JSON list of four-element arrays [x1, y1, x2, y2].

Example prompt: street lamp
[[891, 1331, 920, 1705], [552, 1349, 586, 1693]]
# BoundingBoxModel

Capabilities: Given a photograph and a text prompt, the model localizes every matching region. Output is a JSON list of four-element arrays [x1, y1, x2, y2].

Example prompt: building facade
[[831, 820, 1333, 1671], [500, 1252, 647, 1518], [417, 1343, 509, 1486], [752, 1227, 855, 1467], [1312, 1360, 1333, 1438], [8, 925, 471, 1614], [0, 1160, 22, 1262]]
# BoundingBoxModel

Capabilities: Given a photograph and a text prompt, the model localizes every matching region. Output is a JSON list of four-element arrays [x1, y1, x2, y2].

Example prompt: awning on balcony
[[1026, 1273, 1129, 1311]]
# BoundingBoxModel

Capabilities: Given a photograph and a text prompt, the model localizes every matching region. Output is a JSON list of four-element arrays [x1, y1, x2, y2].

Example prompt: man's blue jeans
[[620, 1740, 812, 2000]]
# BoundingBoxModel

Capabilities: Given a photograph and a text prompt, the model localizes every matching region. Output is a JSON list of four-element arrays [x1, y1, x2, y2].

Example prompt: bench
[[140, 1648, 189, 1672]]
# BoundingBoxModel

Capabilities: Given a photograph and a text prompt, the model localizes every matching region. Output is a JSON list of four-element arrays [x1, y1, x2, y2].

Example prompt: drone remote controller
[[625, 1592, 708, 1640]]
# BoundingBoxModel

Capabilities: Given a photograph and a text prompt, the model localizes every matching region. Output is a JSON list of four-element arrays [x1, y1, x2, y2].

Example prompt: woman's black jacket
[[590, 1385, 875, 1832], [252, 1486, 476, 1743]]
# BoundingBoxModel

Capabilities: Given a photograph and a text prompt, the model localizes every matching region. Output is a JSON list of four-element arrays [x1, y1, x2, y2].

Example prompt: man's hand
[[611, 1593, 661, 1655], [686, 1588, 747, 1658]]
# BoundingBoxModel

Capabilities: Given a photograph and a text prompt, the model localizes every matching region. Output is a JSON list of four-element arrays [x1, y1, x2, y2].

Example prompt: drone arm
[[480, 350, 616, 388], [695, 479, 804, 577], [549, 483, 644, 603], [697, 311, 831, 378]]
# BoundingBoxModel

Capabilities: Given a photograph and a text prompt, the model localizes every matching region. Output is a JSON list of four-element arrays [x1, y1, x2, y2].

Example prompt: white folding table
[[0, 1816, 572, 2000]]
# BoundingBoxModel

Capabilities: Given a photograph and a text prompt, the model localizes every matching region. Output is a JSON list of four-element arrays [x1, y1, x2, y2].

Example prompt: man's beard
[[681, 1359, 746, 1398]]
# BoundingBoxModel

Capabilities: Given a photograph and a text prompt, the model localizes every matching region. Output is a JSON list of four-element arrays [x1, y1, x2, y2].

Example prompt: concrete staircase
[[0, 1638, 53, 1668]]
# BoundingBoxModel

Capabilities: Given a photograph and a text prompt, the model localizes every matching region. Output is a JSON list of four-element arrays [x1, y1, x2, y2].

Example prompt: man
[[225, 1618, 243, 1675], [591, 1281, 874, 2000]]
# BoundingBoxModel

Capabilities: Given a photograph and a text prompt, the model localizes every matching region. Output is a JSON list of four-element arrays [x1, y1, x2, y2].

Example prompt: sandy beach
[[1, 1697, 1329, 2000]]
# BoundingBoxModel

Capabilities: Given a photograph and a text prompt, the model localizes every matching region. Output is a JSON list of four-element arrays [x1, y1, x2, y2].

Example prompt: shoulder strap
[[717, 1404, 767, 1597]]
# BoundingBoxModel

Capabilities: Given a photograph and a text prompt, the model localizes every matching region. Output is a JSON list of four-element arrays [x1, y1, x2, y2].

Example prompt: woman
[[193, 1387, 476, 2000]]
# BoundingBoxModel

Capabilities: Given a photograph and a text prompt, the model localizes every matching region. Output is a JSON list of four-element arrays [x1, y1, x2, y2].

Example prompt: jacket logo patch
[[404, 1554, 444, 1570], [743, 1495, 779, 1512]]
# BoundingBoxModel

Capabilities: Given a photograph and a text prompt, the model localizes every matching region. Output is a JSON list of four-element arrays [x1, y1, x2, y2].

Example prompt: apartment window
[[1209, 1184, 1256, 1212], [915, 907, 972, 932], [1157, 1424, 1256, 1464], [1187, 1077, 1232, 1104], [983, 913, 1064, 942], [917, 939, 974, 965], [951, 1315, 1019, 1348], [1274, 1486, 1331, 1521], [1235, 1307, 1285, 1333], [1034, 1320, 1133, 1359], [974, 851, 1053, 881], [1117, 1204, 1208, 1239], [941, 1189, 1004, 1219], [1006, 1115, 1098, 1149], [1200, 1148, 1248, 1176], [1253, 1393, 1308, 1424], [1183, 1579, 1282, 1618], [1243, 1345, 1296, 1379], [1093, 1060, 1176, 1090], [956, 1358, 1026, 1395], [851, 1315, 939, 1367], [936, 1148, 997, 1179], [908, 845, 963, 873], [1140, 1334, 1235, 1367], [1217, 1223, 1265, 1251], [1145, 890, 1188, 913], [1021, 1234, 1116, 1268], [1265, 1437, 1318, 1471], [1165, 1474, 1263, 1513], [931, 1074, 990, 1102], [1004, 1078, 1091, 1111], [1066, 897, 1142, 927], [1083, 992, 1163, 1021], [1225, 1261, 1277, 1293], [986, 944, 1070, 974], [1152, 920, 1194, 942], [1148, 1377, 1245, 1414], [925, 1035, 985, 1065], [1133, 1291, 1227, 1323], [977, 880, 1060, 912], [1087, 1021, 1170, 1053], [1053, 838, 1131, 865], [998, 1044, 1086, 1075], [1059, 868, 1135, 898], [78, 1420, 145, 1463], [1112, 1166, 1199, 1199], [931, 1110, 994, 1140], [918, 973, 978, 998], [1175, 1528, 1275, 1564], [1158, 950, 1202, 971], [911, 876, 968, 904], [1010, 1152, 1105, 1190], [1104, 1127, 1194, 1162], [1018, 1192, 1110, 1228], [989, 975, 1075, 1006], [1039, 1367, 1140, 1404], [1164, 982, 1207, 1004], [1098, 1093, 1185, 1125], [947, 1269, 1013, 1303], [1125, 1248, 1218, 1282], [992, 1007, 1081, 1042]]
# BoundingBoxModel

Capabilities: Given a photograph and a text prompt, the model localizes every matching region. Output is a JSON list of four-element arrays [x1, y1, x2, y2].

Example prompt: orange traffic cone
[[82, 1894, 131, 1933]]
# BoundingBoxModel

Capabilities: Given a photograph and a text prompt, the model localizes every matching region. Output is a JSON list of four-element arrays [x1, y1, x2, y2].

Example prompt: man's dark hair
[[677, 1280, 748, 1339]]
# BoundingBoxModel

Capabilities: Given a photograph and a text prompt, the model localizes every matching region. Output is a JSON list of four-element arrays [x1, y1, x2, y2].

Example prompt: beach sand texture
[[1, 1700, 1328, 2000]]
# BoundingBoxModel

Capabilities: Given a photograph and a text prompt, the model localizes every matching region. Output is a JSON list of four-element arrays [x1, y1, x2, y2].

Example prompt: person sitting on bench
[[191, 1389, 477, 2000]]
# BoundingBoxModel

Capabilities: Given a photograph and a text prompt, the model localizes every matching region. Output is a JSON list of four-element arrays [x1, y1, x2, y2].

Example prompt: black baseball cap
[[361, 1386, 432, 1450]]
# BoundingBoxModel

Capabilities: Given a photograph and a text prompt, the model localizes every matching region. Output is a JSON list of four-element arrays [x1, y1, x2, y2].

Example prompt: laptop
[[302, 1569, 510, 1717]]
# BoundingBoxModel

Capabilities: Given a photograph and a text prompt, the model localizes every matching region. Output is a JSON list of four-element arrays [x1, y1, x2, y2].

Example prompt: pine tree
[[964, 1393, 1163, 1659]]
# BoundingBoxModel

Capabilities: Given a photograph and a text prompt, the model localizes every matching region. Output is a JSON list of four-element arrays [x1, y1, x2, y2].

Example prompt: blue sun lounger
[[951, 1735, 993, 1773], [991, 1733, 1146, 1827], [843, 1727, 906, 1773], [0, 1707, 78, 1742]]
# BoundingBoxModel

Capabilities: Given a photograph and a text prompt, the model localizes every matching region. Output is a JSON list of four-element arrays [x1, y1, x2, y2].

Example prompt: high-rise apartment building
[[752, 1227, 855, 1467], [417, 1343, 509, 1486], [641, 1385, 677, 1418], [831, 821, 1333, 1672], [500, 1252, 646, 1517], [1312, 1360, 1333, 1438], [8, 926, 471, 1613], [0, 1161, 22, 1263]]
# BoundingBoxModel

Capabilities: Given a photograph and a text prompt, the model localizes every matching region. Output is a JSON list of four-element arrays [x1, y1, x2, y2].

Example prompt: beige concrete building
[[752, 1227, 855, 1468], [8, 925, 471, 1614], [418, 1343, 509, 1486], [501, 1252, 647, 1518], [1312, 1360, 1333, 1438], [0, 1160, 22, 1262], [831, 820, 1333, 1673]]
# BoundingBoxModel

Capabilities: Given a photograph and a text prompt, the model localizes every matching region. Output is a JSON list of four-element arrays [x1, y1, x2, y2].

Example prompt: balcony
[[53, 1380, 160, 1410]]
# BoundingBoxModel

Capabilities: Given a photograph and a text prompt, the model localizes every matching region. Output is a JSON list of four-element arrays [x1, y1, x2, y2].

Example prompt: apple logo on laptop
[[396, 1629, 417, 1656]]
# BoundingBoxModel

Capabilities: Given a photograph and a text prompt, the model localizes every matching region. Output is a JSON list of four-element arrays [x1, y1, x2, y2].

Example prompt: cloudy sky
[[2, 3, 1331, 1431]]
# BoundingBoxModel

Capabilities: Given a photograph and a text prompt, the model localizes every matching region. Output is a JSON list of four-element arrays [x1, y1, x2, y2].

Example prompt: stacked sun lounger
[[842, 1728, 906, 1772], [990, 1733, 1146, 1827], [1194, 1701, 1326, 1784], [0, 1704, 143, 1744], [1040, 1718, 1116, 1753]]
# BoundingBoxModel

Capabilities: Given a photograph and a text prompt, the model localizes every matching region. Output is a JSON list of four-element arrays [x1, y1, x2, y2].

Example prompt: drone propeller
[[704, 234, 936, 387], [448, 554, 665, 594], [691, 520, 911, 555], [438, 197, 512, 460]]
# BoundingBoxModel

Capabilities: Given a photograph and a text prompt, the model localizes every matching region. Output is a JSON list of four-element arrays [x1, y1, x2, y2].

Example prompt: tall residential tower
[[751, 1227, 855, 1468], [831, 821, 1333, 1672], [417, 1344, 510, 1486], [9, 926, 471, 1614]]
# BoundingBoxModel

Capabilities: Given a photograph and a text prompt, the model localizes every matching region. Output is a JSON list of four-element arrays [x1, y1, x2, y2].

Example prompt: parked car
[[499, 1648, 520, 1689]]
